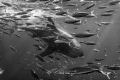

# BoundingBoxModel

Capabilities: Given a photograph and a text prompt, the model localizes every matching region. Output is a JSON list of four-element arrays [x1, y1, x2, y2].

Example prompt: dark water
[[0, 0, 120, 80]]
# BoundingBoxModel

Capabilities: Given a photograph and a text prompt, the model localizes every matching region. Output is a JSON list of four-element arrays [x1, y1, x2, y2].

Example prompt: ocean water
[[0, 0, 120, 80]]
